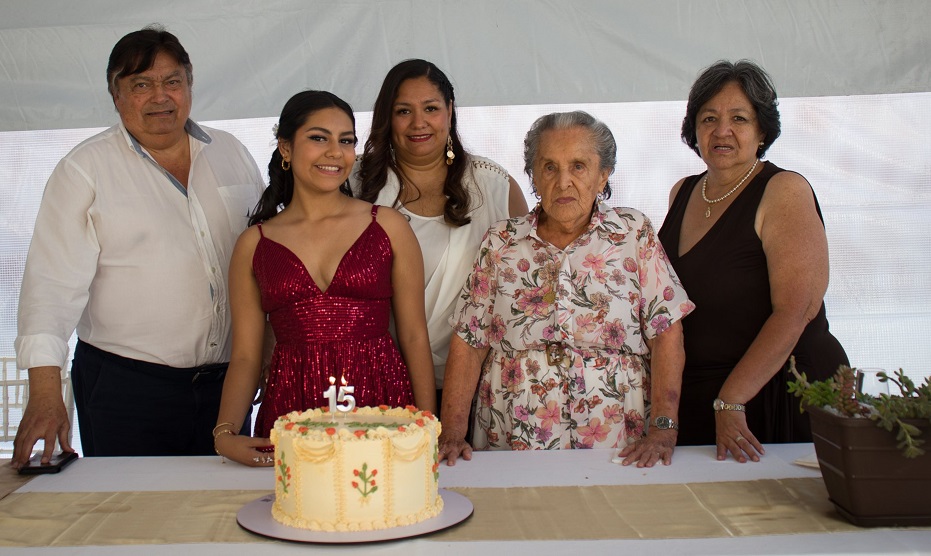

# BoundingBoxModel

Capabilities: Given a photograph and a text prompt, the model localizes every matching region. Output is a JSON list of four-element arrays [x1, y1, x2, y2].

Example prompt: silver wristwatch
[[651, 416, 679, 430], [713, 398, 746, 412]]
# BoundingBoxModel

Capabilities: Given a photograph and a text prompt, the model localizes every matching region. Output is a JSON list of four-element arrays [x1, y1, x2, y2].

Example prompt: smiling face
[[533, 126, 610, 235], [278, 107, 357, 194], [112, 51, 192, 150], [696, 81, 765, 173], [390, 76, 453, 163]]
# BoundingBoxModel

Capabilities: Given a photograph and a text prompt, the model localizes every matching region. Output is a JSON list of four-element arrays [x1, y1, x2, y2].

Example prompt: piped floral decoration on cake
[[352, 463, 378, 501], [277, 453, 291, 495]]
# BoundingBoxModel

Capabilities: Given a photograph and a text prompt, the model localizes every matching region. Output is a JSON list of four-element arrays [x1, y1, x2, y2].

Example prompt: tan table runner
[[0, 465, 33, 501], [0, 478, 893, 547]]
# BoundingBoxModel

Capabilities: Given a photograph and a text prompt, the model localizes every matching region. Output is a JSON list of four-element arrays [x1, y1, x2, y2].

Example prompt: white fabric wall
[[2, 0, 930, 131], [1, 1, 930, 389]]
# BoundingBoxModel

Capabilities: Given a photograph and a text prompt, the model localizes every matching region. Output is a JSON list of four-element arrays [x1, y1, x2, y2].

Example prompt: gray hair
[[523, 111, 616, 199]]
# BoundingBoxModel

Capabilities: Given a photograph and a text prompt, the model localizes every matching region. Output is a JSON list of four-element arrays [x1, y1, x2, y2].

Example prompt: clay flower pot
[[808, 405, 931, 526]]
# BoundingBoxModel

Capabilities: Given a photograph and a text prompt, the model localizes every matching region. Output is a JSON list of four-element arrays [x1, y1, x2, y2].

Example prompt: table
[[2, 444, 929, 555]]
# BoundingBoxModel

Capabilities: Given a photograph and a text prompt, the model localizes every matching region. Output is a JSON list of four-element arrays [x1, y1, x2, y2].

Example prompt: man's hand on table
[[11, 390, 73, 470]]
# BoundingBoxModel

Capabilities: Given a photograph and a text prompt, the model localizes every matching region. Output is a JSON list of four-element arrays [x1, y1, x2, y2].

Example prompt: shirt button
[[210, 342, 217, 347], [200, 231, 206, 237]]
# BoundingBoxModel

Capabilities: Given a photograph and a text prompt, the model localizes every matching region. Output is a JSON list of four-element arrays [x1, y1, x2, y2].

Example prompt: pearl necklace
[[701, 159, 759, 218]]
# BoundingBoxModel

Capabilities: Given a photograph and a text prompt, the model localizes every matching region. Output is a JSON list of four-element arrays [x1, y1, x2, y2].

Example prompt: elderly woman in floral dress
[[438, 111, 695, 467]]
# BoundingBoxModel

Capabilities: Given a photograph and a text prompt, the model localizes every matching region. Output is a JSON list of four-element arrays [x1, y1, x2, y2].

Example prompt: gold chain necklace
[[701, 159, 759, 218]]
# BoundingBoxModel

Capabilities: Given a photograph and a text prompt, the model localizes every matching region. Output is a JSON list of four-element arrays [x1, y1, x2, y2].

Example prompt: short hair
[[681, 59, 781, 159], [523, 111, 616, 199], [107, 25, 193, 98]]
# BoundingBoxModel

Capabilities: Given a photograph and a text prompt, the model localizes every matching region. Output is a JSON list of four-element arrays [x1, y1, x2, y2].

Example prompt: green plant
[[787, 358, 931, 458]]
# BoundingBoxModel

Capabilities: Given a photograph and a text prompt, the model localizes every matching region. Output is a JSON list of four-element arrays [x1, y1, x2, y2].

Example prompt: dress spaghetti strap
[[256, 223, 265, 237], [371, 204, 379, 220]]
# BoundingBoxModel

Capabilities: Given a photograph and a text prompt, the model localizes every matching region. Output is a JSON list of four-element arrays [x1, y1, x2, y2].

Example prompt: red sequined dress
[[252, 205, 414, 437]]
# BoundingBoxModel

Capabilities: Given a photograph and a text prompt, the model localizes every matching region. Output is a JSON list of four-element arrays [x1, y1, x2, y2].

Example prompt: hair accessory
[[701, 158, 759, 218], [281, 158, 291, 171], [445, 135, 455, 166]]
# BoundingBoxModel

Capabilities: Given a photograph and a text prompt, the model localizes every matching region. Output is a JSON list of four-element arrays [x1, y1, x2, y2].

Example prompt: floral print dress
[[453, 204, 695, 451]]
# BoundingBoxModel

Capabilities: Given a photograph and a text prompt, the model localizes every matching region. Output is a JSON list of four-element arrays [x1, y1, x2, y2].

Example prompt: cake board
[[237, 489, 473, 543]]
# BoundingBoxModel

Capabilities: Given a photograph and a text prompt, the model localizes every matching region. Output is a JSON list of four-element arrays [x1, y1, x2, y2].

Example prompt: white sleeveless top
[[399, 209, 449, 284], [349, 155, 513, 386]]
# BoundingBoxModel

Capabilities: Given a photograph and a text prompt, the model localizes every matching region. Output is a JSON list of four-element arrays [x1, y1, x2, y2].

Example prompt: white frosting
[[270, 406, 443, 531]]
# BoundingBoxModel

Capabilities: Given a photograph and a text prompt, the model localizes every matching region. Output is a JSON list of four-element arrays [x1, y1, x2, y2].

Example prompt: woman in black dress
[[657, 60, 848, 462]]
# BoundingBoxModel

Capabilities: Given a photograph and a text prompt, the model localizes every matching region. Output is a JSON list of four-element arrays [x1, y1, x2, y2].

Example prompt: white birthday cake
[[269, 405, 443, 531]]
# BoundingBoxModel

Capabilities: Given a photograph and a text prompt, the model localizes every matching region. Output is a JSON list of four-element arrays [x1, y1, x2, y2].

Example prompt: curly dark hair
[[681, 59, 781, 159], [356, 59, 472, 227], [249, 91, 356, 226]]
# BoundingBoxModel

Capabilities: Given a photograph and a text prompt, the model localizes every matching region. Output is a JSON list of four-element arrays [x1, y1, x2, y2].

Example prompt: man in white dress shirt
[[11, 26, 264, 467]]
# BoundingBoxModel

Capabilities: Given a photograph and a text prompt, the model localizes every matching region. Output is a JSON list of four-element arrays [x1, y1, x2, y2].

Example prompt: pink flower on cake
[[378, 404, 389, 411], [354, 430, 366, 438], [325, 427, 336, 435], [416, 419, 425, 427]]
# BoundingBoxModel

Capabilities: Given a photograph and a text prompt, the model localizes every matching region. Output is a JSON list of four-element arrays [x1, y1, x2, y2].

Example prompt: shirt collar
[[119, 119, 211, 155], [523, 201, 613, 244]]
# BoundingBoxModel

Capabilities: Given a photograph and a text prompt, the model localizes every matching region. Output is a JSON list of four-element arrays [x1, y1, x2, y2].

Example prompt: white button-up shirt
[[16, 120, 264, 369]]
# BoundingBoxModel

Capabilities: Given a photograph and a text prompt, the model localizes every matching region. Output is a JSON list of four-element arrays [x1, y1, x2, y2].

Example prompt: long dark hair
[[249, 90, 355, 226], [357, 59, 471, 227]]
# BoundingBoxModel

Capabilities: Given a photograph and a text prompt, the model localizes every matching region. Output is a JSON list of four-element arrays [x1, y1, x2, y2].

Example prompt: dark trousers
[[71, 340, 249, 456]]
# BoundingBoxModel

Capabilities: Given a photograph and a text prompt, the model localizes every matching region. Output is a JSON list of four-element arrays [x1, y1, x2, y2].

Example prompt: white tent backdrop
[[1, 1, 930, 451]]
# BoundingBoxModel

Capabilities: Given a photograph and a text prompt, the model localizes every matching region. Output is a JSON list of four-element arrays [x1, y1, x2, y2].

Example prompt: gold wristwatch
[[713, 398, 746, 412]]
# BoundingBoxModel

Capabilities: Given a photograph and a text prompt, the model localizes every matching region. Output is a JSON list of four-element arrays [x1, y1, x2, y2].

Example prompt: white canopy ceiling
[[2, 0, 929, 131]]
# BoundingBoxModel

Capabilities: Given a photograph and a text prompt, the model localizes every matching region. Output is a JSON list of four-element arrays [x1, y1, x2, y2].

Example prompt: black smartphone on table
[[18, 451, 79, 475]]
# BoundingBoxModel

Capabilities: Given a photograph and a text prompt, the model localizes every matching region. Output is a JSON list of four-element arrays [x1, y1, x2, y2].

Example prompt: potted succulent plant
[[788, 359, 931, 527]]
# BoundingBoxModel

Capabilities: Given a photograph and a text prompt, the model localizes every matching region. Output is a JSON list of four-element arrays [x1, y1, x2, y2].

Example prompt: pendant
[[704, 206, 712, 218]]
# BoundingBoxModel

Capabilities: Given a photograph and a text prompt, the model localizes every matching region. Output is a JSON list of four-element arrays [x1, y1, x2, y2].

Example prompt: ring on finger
[[735, 435, 745, 443]]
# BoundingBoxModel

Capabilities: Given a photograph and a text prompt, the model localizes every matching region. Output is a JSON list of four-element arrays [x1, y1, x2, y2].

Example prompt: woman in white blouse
[[351, 59, 528, 410]]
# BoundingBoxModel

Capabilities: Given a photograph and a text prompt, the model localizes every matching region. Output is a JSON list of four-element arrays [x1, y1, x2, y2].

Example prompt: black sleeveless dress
[[658, 161, 848, 445]]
